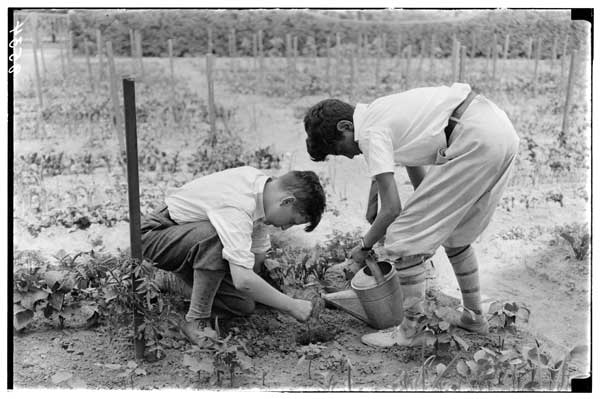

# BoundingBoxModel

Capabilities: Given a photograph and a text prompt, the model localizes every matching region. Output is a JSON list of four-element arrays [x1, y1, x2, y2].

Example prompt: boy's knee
[[444, 245, 470, 258]]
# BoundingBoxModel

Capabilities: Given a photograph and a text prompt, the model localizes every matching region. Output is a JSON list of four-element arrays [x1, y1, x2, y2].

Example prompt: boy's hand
[[350, 244, 370, 265], [288, 298, 313, 322], [342, 259, 362, 281]]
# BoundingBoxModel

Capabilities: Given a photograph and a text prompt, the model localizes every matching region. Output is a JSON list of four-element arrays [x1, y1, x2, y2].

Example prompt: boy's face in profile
[[264, 198, 308, 230], [332, 124, 360, 159]]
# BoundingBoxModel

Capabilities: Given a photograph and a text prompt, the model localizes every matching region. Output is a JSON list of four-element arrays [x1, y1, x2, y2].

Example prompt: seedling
[[487, 300, 530, 334], [297, 343, 325, 380]]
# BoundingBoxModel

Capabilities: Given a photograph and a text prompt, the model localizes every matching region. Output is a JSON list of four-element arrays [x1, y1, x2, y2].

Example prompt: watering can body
[[324, 261, 404, 330]]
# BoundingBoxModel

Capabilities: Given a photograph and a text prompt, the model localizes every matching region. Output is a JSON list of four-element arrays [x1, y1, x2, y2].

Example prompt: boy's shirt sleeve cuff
[[364, 127, 395, 177]]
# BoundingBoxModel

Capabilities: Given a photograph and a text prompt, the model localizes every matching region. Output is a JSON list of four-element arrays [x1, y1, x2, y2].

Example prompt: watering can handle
[[364, 256, 385, 285]]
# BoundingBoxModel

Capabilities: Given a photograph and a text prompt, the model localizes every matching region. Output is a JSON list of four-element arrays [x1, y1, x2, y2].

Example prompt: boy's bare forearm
[[230, 264, 294, 312], [253, 252, 266, 274], [406, 166, 426, 190], [363, 172, 401, 248]]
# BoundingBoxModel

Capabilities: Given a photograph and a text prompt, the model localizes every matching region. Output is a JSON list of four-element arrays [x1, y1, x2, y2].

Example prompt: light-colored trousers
[[384, 95, 520, 258]]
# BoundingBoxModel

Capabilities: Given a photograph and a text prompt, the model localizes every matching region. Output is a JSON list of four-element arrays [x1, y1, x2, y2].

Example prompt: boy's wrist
[[360, 237, 372, 251]]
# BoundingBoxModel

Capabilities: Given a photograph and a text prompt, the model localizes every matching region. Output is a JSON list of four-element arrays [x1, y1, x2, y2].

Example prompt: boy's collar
[[255, 176, 270, 221], [353, 103, 369, 141]]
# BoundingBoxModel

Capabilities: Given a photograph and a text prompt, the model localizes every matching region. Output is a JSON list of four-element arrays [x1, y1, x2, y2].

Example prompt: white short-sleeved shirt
[[354, 83, 471, 176], [164, 166, 271, 269]]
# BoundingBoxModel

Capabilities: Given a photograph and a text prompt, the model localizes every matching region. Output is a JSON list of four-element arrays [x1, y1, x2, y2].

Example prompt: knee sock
[[447, 245, 482, 315], [395, 260, 427, 332], [185, 269, 224, 322]]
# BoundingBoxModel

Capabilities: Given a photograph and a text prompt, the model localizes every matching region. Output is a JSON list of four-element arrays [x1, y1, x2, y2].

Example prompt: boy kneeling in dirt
[[141, 166, 326, 345], [304, 83, 519, 347]]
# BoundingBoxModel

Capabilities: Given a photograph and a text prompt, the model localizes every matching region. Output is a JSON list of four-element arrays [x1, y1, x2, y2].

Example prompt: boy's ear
[[337, 120, 354, 133], [280, 196, 296, 207]]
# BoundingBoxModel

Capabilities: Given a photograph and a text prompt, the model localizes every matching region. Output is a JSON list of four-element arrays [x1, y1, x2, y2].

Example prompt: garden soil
[[12, 53, 591, 389]]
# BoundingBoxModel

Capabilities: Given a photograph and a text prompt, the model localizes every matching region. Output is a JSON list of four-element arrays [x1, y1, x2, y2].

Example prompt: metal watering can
[[323, 257, 404, 330]]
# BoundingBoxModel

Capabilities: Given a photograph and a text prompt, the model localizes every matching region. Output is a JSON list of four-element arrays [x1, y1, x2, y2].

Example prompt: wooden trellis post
[[451, 35, 457, 82], [208, 27, 213, 54], [527, 37, 533, 60], [168, 39, 176, 122], [417, 42, 424, 82], [470, 30, 477, 58], [31, 14, 43, 109], [503, 34, 510, 62], [122, 77, 145, 360], [59, 30, 66, 78], [459, 45, 467, 82], [136, 30, 144, 78], [67, 30, 73, 64], [129, 29, 136, 72], [349, 45, 355, 100], [405, 44, 413, 84], [293, 35, 298, 72], [106, 41, 126, 156], [286, 33, 292, 95], [429, 33, 436, 76], [96, 29, 104, 79], [485, 45, 491, 76], [492, 34, 498, 81], [34, 17, 47, 78], [451, 36, 458, 82], [560, 35, 569, 79], [84, 38, 94, 88], [335, 32, 341, 91], [375, 34, 381, 85], [206, 53, 217, 146], [533, 38, 541, 95], [252, 33, 258, 70], [396, 33, 402, 68], [258, 30, 264, 86], [560, 50, 578, 144], [325, 35, 331, 95], [551, 36, 558, 70]]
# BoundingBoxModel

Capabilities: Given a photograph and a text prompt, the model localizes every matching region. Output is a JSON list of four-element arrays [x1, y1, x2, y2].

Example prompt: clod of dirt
[[295, 325, 337, 345]]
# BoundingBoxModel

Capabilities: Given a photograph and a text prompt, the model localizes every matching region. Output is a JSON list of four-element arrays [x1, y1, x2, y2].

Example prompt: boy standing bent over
[[141, 166, 326, 345], [304, 83, 519, 347]]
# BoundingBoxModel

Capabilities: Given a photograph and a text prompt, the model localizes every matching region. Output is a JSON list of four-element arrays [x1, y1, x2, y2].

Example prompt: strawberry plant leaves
[[297, 355, 306, 367], [263, 259, 281, 271], [19, 288, 50, 310], [48, 292, 65, 311], [452, 334, 470, 351], [474, 349, 488, 362], [435, 363, 447, 376], [14, 309, 34, 330], [438, 320, 450, 331], [236, 352, 253, 371], [466, 360, 479, 375], [43, 270, 71, 291], [456, 359, 470, 377]]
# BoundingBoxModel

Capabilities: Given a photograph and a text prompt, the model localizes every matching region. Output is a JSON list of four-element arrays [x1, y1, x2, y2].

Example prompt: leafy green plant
[[183, 330, 253, 387], [487, 301, 530, 334], [555, 222, 590, 260], [13, 249, 178, 360]]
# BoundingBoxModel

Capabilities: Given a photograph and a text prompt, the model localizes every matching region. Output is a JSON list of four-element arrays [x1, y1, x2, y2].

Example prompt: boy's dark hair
[[304, 99, 355, 162], [279, 171, 326, 232]]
